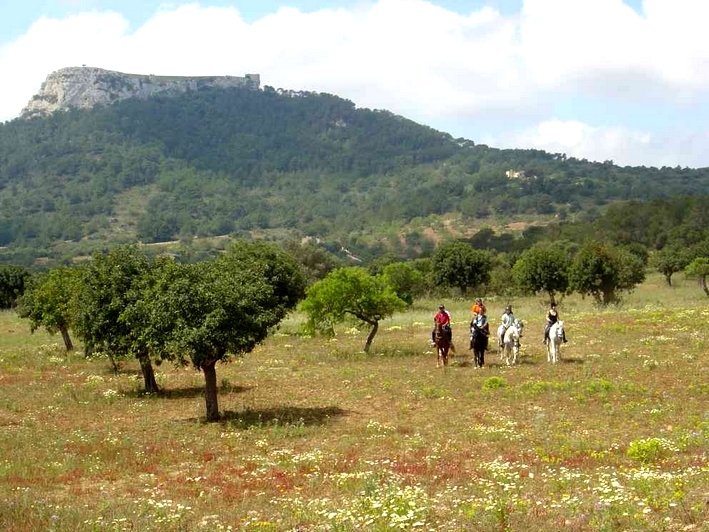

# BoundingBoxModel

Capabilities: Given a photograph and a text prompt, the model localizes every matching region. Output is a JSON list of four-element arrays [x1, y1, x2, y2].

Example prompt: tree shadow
[[102, 366, 139, 377], [219, 406, 348, 428], [561, 357, 585, 364], [125, 385, 252, 399]]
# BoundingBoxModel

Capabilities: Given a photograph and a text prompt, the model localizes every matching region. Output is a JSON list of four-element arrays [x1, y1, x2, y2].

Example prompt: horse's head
[[554, 320, 564, 337], [514, 319, 524, 336]]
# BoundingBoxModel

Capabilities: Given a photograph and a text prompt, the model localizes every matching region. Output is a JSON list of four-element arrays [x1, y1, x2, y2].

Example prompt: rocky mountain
[[21, 67, 260, 118]]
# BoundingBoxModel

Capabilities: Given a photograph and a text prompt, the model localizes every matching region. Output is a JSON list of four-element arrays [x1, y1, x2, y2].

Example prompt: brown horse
[[434, 322, 450, 368]]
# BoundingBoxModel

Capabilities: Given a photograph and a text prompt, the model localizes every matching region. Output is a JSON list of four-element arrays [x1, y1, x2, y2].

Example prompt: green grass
[[1, 273, 709, 530]]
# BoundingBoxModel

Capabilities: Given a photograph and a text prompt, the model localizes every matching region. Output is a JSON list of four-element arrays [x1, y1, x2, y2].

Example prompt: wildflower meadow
[[1, 273, 708, 531]]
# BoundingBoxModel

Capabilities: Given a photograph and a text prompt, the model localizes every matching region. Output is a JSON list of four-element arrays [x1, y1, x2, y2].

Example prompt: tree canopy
[[16, 267, 81, 351], [685, 257, 709, 298], [432, 242, 492, 296], [512, 243, 572, 304], [300, 267, 406, 353], [123, 241, 306, 420], [569, 241, 646, 306], [0, 265, 29, 308]]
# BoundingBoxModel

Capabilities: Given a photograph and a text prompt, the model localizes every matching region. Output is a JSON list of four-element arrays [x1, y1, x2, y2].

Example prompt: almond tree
[[300, 267, 406, 353]]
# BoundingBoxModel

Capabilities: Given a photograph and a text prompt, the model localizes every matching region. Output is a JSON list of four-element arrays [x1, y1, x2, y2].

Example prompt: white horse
[[546, 320, 564, 364], [500, 319, 524, 366]]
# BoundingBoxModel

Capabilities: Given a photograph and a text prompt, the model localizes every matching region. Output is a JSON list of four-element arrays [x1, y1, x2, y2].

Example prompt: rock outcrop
[[21, 67, 260, 118]]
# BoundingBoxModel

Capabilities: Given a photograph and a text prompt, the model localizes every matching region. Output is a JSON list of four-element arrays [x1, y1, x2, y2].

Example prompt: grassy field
[[1, 273, 709, 531]]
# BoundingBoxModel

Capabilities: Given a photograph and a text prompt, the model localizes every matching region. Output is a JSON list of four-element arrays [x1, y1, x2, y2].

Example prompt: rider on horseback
[[543, 302, 568, 344], [499, 304, 515, 345], [471, 297, 486, 317], [470, 311, 490, 367], [432, 304, 452, 345]]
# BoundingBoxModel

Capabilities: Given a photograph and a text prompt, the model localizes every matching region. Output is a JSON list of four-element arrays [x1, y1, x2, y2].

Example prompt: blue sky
[[1, 0, 707, 168]]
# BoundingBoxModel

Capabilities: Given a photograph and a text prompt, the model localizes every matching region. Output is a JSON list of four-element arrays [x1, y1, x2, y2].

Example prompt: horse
[[470, 321, 489, 368], [501, 319, 524, 366], [546, 320, 564, 364], [433, 322, 450, 368]]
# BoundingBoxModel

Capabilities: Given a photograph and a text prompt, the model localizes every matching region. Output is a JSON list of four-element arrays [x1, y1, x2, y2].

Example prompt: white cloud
[[1, 0, 709, 166], [488, 119, 709, 168]]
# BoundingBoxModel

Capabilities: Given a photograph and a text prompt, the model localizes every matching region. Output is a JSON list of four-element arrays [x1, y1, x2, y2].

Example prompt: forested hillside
[[1, 84, 709, 266]]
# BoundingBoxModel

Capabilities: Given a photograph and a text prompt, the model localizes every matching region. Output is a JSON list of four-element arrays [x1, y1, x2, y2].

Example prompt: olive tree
[[300, 267, 406, 353], [381, 262, 424, 306], [74, 246, 160, 392], [569, 241, 646, 306], [125, 241, 306, 421], [685, 257, 709, 297], [432, 241, 492, 296], [651, 246, 691, 287], [16, 267, 81, 351], [512, 244, 572, 304], [0, 265, 30, 309]]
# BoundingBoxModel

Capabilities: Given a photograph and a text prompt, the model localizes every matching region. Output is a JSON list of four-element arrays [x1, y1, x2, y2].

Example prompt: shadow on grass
[[518, 357, 539, 366], [220, 406, 348, 428], [125, 385, 252, 399], [561, 357, 585, 364], [102, 367, 140, 377]]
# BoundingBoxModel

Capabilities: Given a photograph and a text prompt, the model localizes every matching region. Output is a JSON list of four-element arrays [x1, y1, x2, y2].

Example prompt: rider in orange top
[[471, 297, 486, 317]]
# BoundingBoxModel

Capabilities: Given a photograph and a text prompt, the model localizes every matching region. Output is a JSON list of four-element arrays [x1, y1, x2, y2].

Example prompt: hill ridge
[[21, 66, 260, 118]]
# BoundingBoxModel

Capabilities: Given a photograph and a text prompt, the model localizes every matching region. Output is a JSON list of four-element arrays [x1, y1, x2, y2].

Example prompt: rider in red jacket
[[432, 304, 452, 344]]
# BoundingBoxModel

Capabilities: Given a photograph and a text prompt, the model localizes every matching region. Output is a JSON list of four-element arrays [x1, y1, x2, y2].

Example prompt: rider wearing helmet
[[432, 304, 452, 345], [500, 304, 515, 345]]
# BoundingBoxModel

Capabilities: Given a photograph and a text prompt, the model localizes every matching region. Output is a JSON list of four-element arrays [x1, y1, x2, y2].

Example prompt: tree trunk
[[363, 321, 378, 354], [59, 325, 74, 352], [138, 354, 159, 394], [202, 360, 220, 422], [107, 353, 118, 373], [548, 291, 556, 306], [664, 273, 673, 287], [700, 275, 709, 298]]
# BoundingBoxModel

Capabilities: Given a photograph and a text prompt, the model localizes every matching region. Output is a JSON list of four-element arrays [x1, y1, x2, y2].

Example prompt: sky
[[1, 0, 708, 168]]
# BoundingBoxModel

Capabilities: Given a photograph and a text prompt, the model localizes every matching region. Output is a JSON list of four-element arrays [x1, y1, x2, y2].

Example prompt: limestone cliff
[[21, 67, 260, 118]]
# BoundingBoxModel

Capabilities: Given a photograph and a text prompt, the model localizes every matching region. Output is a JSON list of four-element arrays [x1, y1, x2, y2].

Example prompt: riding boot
[[563, 331, 568, 343]]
